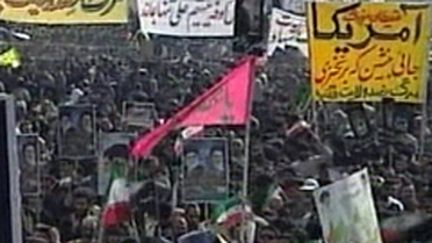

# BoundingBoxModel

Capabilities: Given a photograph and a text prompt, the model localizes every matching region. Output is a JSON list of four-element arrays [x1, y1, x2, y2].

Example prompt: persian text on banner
[[307, 2, 431, 103], [0, 0, 127, 24]]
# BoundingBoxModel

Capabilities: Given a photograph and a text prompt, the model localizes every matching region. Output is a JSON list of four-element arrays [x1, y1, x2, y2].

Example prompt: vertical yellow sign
[[307, 2, 430, 103]]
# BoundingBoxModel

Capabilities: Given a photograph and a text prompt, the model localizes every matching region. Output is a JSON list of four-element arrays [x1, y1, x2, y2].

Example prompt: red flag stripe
[[101, 202, 131, 228]]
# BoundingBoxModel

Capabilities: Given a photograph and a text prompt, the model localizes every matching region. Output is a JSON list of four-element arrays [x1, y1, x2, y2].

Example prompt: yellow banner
[[307, 2, 431, 103], [0, 0, 127, 24]]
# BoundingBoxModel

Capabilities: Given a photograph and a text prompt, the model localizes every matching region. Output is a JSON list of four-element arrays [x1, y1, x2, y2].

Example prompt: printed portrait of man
[[182, 138, 229, 202], [18, 134, 40, 194], [103, 145, 128, 174], [80, 112, 94, 134], [22, 142, 37, 167], [210, 149, 225, 172], [392, 108, 412, 133], [59, 105, 96, 157], [346, 107, 371, 139], [98, 140, 130, 195], [60, 113, 73, 134]]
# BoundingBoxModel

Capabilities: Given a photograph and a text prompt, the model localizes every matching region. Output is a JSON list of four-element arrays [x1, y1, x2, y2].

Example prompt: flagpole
[[240, 56, 256, 243], [241, 118, 252, 201], [242, 56, 256, 205], [97, 217, 105, 243], [240, 116, 252, 243], [131, 217, 141, 243], [419, 14, 431, 163]]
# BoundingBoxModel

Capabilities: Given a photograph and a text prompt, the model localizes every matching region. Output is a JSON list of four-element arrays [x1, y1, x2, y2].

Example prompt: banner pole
[[242, 57, 256, 201], [240, 56, 257, 243], [420, 102, 427, 159], [419, 6, 431, 162], [171, 173, 178, 209], [97, 218, 105, 243], [312, 100, 318, 135], [131, 217, 141, 243], [240, 114, 252, 243], [241, 117, 252, 198], [204, 203, 209, 221]]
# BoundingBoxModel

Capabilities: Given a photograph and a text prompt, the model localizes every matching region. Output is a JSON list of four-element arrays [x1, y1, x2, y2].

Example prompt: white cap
[[299, 178, 320, 191], [387, 196, 405, 212]]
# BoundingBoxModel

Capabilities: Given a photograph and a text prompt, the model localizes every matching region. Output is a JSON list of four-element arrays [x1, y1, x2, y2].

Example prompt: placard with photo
[[17, 134, 40, 195], [97, 132, 134, 195], [181, 138, 229, 203], [122, 102, 157, 129], [58, 105, 96, 158]]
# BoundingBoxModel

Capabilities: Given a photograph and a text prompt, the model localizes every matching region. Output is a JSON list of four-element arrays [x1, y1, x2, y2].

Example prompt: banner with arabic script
[[307, 2, 431, 103], [137, 0, 235, 37], [267, 8, 308, 57], [0, 0, 127, 24], [313, 169, 383, 243]]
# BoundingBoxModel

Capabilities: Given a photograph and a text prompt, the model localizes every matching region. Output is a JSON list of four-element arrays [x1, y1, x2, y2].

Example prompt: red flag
[[131, 56, 255, 158], [176, 58, 255, 126]]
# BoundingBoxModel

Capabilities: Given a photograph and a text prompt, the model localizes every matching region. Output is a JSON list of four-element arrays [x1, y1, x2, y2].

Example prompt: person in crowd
[[256, 226, 278, 243], [172, 214, 188, 242], [185, 204, 201, 232], [59, 187, 94, 241], [28, 224, 61, 243]]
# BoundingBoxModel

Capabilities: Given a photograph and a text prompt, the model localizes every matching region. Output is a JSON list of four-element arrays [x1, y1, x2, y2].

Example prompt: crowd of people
[[1, 10, 432, 243]]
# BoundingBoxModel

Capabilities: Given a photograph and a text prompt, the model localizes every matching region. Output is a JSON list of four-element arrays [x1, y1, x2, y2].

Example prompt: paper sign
[[268, 8, 308, 57], [122, 102, 157, 128], [314, 169, 382, 243], [137, 0, 236, 37]]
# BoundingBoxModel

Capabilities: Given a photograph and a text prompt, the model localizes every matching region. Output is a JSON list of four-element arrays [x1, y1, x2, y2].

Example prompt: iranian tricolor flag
[[101, 175, 131, 228], [212, 197, 252, 229], [212, 197, 268, 243]]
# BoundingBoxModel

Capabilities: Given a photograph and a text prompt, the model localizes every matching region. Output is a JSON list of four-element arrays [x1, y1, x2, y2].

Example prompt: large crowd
[[1, 5, 432, 243]]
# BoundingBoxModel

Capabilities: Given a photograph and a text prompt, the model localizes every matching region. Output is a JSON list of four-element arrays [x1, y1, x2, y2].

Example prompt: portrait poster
[[313, 169, 382, 243], [97, 132, 134, 195], [17, 134, 40, 195], [0, 0, 127, 24], [58, 105, 96, 158], [307, 2, 431, 103], [346, 105, 373, 139], [182, 138, 229, 203], [137, 0, 236, 37], [122, 102, 157, 129]]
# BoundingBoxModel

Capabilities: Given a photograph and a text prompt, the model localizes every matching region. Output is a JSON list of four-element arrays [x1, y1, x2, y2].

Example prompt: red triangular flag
[[131, 56, 255, 158], [176, 58, 255, 126]]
